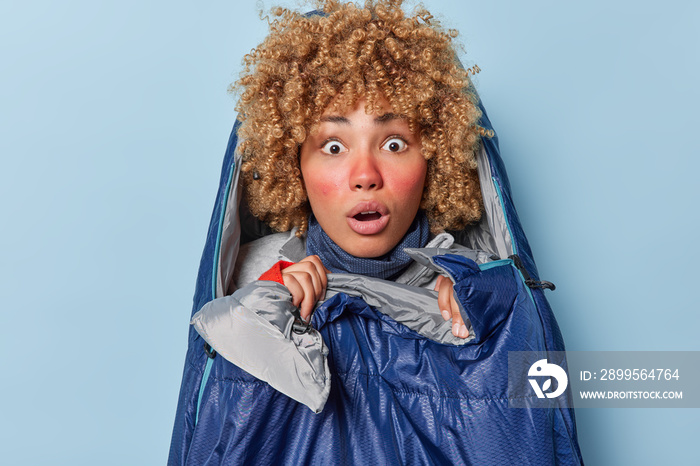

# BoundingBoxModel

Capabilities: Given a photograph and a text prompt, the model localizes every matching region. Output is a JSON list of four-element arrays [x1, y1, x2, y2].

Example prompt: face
[[300, 99, 427, 258]]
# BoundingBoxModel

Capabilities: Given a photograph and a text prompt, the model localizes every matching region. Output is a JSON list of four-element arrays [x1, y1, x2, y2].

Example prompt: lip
[[346, 201, 390, 235]]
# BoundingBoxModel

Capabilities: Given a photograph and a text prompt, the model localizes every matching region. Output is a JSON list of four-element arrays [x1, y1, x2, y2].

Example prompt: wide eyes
[[321, 140, 348, 155], [320, 137, 408, 155], [381, 137, 407, 152]]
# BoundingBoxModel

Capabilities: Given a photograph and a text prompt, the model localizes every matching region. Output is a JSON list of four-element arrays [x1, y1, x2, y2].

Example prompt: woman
[[169, 1, 583, 464], [241, 94, 476, 339]]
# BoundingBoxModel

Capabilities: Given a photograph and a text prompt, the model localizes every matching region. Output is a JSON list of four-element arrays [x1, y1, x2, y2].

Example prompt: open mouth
[[347, 201, 390, 235], [347, 209, 389, 235], [353, 211, 383, 222]]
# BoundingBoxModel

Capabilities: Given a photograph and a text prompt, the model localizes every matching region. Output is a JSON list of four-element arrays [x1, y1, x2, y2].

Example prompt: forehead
[[320, 94, 390, 114], [310, 96, 417, 134]]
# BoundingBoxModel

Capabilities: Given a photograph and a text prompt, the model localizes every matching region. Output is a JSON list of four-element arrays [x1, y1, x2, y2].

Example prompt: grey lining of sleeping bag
[[232, 228, 465, 292], [217, 148, 243, 299], [192, 280, 330, 413], [192, 246, 481, 413], [451, 144, 513, 260]]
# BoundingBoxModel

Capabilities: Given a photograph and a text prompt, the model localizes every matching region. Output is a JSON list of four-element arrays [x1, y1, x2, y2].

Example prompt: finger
[[448, 293, 466, 338], [282, 274, 304, 309], [438, 277, 468, 339], [304, 254, 331, 274], [294, 271, 317, 322], [293, 260, 324, 300], [433, 274, 443, 292], [436, 276, 452, 321], [449, 291, 469, 339], [303, 255, 329, 296]]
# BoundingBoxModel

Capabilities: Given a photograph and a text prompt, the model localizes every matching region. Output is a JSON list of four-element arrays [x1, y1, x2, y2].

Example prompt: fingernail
[[460, 324, 469, 338], [441, 309, 451, 320], [452, 322, 459, 336]]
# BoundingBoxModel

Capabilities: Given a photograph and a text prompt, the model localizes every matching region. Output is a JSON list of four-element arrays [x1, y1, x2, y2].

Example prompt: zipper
[[196, 148, 238, 425]]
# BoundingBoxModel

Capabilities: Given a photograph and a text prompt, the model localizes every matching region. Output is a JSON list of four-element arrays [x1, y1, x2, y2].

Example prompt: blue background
[[1, 1, 697, 464]]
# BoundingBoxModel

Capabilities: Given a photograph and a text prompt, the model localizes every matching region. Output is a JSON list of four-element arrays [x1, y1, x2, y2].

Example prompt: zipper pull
[[203, 342, 217, 359], [509, 254, 556, 291]]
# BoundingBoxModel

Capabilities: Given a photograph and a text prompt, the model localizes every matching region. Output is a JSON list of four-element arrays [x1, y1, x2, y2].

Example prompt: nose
[[349, 151, 383, 191]]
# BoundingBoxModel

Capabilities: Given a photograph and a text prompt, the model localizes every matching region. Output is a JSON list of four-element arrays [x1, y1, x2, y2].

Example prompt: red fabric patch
[[258, 260, 295, 284]]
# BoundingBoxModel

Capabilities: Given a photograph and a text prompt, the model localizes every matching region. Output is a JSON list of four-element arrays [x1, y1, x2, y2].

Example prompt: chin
[[340, 236, 395, 259]]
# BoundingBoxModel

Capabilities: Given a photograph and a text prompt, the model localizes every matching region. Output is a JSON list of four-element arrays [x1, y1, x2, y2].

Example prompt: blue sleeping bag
[[168, 102, 584, 465]]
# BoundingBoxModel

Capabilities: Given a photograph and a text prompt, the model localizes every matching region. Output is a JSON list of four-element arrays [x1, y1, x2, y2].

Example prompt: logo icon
[[528, 359, 568, 399]]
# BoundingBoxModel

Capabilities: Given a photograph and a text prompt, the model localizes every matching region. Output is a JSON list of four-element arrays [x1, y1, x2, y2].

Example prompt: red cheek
[[308, 180, 335, 197], [390, 171, 427, 194]]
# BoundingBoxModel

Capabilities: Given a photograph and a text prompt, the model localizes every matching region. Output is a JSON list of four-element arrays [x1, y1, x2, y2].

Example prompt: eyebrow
[[320, 115, 350, 124], [374, 112, 403, 123], [319, 113, 405, 125]]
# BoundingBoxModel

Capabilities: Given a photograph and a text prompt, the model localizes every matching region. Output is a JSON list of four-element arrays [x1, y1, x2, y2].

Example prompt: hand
[[281, 255, 330, 323], [435, 275, 469, 339]]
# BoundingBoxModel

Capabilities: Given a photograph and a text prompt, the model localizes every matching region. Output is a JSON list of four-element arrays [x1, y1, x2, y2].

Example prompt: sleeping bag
[[167, 101, 584, 465]]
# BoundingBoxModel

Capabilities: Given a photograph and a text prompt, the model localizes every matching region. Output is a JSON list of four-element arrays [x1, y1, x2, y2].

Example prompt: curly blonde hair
[[234, 0, 485, 235]]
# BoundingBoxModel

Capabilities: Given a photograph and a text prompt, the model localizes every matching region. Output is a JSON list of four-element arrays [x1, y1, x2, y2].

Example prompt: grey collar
[[279, 229, 455, 287]]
